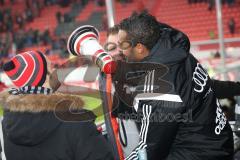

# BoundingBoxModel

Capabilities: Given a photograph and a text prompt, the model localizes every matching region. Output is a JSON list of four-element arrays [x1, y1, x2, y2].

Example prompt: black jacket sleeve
[[211, 79, 240, 99]]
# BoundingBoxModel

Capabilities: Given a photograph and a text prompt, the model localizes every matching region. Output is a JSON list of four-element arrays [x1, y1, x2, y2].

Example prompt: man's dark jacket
[[112, 23, 234, 160]]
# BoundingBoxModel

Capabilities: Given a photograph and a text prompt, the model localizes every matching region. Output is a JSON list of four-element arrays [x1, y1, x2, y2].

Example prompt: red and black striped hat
[[3, 51, 47, 88]]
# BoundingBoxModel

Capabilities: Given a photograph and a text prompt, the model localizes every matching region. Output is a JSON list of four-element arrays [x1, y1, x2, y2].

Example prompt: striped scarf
[[9, 86, 53, 95]]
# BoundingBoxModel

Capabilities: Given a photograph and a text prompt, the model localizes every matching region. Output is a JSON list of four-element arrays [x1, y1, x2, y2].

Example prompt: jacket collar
[[142, 24, 190, 65], [0, 91, 84, 113]]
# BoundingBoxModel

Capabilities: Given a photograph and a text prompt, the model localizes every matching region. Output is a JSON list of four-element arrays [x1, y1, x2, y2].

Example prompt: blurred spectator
[[8, 43, 16, 58], [44, 0, 52, 6], [0, 22, 4, 32], [25, 8, 34, 22], [32, 0, 41, 17], [214, 50, 221, 58], [208, 0, 215, 11], [0, 0, 74, 66], [52, 38, 61, 50], [188, 0, 198, 4], [56, 11, 62, 24], [59, 0, 71, 7], [0, 32, 11, 58], [96, 0, 105, 6], [0, 10, 3, 23], [0, 59, 4, 70], [5, 31, 12, 52], [5, 17, 13, 32], [0, 10, 4, 32], [15, 13, 24, 29], [188, 0, 226, 5], [26, 0, 31, 8], [13, 28, 26, 50], [41, 28, 52, 45], [4, 8, 11, 18], [119, 0, 132, 3], [33, 29, 40, 44], [227, 0, 235, 7], [228, 17, 236, 35], [25, 28, 34, 47], [58, 35, 68, 58], [3, 9, 13, 32], [45, 48, 52, 56], [63, 13, 72, 23], [0, 0, 4, 5], [81, 0, 89, 6]]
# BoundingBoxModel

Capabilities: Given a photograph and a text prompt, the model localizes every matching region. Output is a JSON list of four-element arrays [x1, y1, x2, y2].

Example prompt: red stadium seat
[[153, 0, 240, 41]]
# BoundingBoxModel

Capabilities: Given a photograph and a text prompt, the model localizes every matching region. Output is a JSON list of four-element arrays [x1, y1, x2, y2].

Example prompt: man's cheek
[[128, 49, 136, 60]]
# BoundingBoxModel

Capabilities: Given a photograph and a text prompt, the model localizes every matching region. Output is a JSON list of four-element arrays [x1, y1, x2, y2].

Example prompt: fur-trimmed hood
[[0, 91, 88, 146], [0, 90, 84, 112]]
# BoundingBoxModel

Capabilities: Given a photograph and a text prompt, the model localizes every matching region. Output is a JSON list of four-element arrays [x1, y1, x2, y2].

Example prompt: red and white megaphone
[[67, 25, 116, 74]]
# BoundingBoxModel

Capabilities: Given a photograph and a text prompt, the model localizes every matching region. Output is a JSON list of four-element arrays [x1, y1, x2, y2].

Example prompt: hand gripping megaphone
[[67, 25, 116, 74]]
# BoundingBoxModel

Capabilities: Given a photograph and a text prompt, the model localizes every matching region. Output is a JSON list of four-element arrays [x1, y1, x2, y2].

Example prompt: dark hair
[[107, 24, 119, 36], [119, 11, 161, 50]]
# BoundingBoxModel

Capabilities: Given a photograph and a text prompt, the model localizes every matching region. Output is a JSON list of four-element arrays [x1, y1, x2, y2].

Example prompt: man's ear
[[135, 43, 149, 59], [135, 43, 144, 53]]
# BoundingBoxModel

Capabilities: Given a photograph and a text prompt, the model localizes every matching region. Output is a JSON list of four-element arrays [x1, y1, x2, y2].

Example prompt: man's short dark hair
[[107, 24, 119, 36], [119, 11, 161, 50]]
